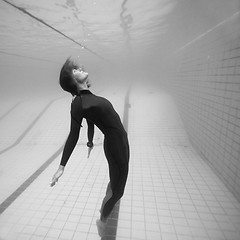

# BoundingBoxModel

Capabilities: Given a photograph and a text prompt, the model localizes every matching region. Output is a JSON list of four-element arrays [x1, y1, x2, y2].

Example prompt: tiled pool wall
[[169, 12, 240, 201]]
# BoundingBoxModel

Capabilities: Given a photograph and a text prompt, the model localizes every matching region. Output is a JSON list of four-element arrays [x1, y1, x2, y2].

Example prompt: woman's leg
[[101, 162, 128, 221], [100, 182, 112, 214], [100, 136, 129, 221]]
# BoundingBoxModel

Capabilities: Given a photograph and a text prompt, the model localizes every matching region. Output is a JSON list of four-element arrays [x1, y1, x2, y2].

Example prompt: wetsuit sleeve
[[60, 99, 83, 166], [60, 115, 82, 166], [86, 119, 94, 147]]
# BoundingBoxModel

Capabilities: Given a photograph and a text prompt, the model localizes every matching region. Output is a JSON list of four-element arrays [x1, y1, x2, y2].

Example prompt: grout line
[[0, 97, 62, 155], [0, 144, 64, 215], [176, 11, 240, 53], [0, 101, 21, 121]]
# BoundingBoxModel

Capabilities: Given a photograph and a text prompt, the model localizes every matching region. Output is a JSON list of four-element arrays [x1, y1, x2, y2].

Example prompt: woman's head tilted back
[[59, 57, 89, 96], [59, 57, 79, 96]]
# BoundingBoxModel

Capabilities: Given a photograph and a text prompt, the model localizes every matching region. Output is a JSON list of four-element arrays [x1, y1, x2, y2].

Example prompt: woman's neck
[[78, 83, 89, 90], [80, 87, 89, 90]]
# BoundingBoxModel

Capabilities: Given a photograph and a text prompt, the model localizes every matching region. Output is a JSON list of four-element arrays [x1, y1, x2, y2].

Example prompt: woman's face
[[72, 66, 88, 83]]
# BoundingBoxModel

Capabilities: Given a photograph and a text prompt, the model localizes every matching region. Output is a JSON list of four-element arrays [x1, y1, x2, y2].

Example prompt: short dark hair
[[59, 57, 79, 96]]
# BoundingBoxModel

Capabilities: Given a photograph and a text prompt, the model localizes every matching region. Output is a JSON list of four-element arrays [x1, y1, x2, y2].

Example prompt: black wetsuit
[[62, 90, 129, 218]]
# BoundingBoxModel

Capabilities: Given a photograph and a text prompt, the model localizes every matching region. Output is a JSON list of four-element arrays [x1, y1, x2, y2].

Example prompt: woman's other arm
[[87, 119, 94, 147], [86, 119, 94, 158]]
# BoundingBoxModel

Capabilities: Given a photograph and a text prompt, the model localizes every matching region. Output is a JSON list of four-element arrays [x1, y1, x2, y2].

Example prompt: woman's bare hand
[[87, 142, 94, 158], [87, 146, 93, 158], [50, 166, 64, 187]]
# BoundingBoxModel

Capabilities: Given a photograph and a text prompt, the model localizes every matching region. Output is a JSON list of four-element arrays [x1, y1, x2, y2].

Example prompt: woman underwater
[[50, 57, 130, 237]]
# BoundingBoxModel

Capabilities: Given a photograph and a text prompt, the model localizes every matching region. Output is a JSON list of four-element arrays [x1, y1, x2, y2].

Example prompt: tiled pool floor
[[0, 86, 240, 240]]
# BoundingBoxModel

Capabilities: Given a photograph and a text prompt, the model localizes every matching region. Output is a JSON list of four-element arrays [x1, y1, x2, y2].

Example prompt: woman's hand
[[50, 165, 64, 187], [87, 142, 94, 158], [87, 146, 93, 158]]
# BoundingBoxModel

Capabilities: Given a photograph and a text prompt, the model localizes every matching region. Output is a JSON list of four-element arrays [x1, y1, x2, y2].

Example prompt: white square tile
[[59, 229, 74, 239], [131, 229, 146, 240], [46, 228, 61, 238], [146, 231, 162, 240], [116, 227, 131, 238]]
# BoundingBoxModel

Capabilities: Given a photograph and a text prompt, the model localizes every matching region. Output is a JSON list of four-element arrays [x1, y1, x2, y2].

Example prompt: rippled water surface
[[0, 0, 238, 96]]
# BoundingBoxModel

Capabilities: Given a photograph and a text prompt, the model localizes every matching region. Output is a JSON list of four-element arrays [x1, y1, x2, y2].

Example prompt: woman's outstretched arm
[[50, 116, 82, 187], [60, 116, 82, 166]]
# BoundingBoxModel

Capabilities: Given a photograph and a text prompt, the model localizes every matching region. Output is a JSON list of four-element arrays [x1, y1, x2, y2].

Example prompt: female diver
[[50, 57, 130, 237]]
